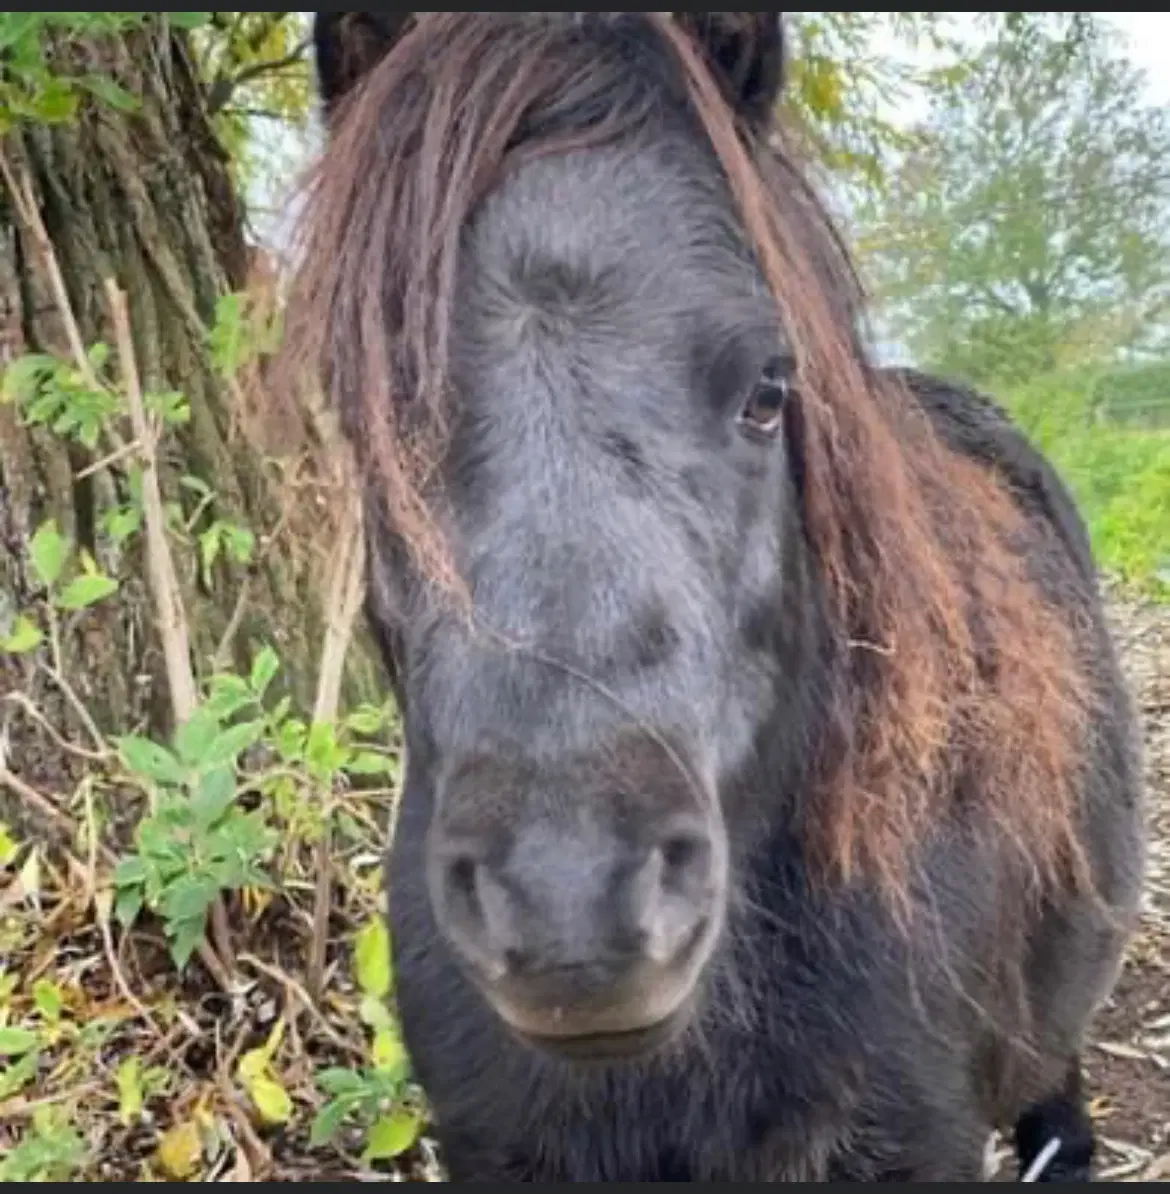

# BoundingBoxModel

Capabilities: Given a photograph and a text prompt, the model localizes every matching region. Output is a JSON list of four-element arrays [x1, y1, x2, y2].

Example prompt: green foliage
[[189, 13, 314, 191], [1093, 360, 1170, 429], [311, 917, 424, 1164], [1003, 371, 1170, 593], [2, 345, 120, 450], [207, 289, 284, 381], [111, 651, 281, 967], [0, 518, 120, 654], [857, 17, 1170, 385], [0, 13, 209, 129], [0, 1105, 87, 1182], [112, 648, 399, 969]]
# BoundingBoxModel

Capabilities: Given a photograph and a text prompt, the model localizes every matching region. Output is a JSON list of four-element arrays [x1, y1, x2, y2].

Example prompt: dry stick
[[0, 154, 101, 393], [106, 281, 199, 723], [105, 280, 235, 989], [306, 491, 367, 1004]]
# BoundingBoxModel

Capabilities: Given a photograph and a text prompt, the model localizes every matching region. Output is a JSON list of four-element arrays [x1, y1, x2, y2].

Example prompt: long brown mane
[[281, 13, 1090, 909]]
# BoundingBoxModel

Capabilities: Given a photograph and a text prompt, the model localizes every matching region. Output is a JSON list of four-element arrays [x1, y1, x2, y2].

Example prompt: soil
[[1078, 596, 1170, 1181]]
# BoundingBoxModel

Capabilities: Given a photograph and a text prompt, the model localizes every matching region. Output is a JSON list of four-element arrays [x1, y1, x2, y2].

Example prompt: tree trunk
[[0, 20, 376, 829]]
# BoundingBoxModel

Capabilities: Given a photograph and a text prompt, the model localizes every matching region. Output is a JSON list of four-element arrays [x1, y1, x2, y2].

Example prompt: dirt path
[[1082, 597, 1170, 1181]]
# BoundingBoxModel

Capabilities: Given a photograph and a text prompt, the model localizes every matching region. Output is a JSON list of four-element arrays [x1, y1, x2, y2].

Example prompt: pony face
[[296, 11, 1089, 1065]]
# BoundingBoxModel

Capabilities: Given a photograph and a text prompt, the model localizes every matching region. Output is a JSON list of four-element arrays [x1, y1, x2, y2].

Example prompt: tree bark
[[0, 19, 376, 829]]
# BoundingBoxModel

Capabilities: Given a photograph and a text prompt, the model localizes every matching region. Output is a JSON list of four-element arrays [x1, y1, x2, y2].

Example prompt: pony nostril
[[662, 834, 700, 872], [659, 832, 711, 888], [448, 854, 479, 901]]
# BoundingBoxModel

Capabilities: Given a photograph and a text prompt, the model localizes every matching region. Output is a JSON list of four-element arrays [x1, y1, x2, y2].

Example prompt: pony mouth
[[510, 1000, 693, 1062]]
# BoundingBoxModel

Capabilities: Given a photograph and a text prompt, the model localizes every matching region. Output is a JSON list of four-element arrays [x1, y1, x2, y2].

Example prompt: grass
[[1003, 369, 1170, 597]]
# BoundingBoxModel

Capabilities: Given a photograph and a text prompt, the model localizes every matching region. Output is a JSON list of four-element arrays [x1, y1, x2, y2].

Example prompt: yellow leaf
[[237, 1046, 268, 1086], [156, 1119, 204, 1180], [363, 1107, 423, 1163], [371, 1026, 407, 1073], [117, 1057, 145, 1126], [354, 918, 392, 1000], [237, 1018, 286, 1084], [247, 1072, 293, 1126], [0, 823, 18, 866]]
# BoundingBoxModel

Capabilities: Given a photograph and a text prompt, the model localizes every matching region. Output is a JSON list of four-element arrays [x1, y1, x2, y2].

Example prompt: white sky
[[866, 11, 1170, 124], [1106, 12, 1170, 103]]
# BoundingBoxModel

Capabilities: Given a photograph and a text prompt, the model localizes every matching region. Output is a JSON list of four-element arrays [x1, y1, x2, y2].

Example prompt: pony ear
[[672, 13, 786, 130], [312, 13, 414, 114]]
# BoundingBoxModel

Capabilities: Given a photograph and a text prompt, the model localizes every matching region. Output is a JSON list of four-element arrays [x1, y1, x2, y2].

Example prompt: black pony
[[288, 13, 1146, 1180]]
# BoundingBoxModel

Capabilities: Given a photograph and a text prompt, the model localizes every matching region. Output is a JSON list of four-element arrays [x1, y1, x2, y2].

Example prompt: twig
[[3, 692, 107, 762], [94, 885, 166, 1041], [0, 152, 102, 393], [239, 952, 366, 1060], [74, 437, 143, 480], [206, 37, 311, 114], [306, 493, 366, 1004], [0, 762, 82, 844], [38, 660, 109, 756], [105, 280, 199, 724]]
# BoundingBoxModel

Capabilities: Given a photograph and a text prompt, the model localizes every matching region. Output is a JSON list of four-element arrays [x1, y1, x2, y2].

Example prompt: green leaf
[[0, 1027, 39, 1057], [345, 704, 391, 736], [29, 521, 69, 589], [309, 1097, 355, 1147], [116, 735, 187, 787], [201, 719, 265, 770], [345, 751, 396, 777], [168, 916, 208, 970], [113, 854, 147, 888], [114, 886, 144, 929], [363, 1108, 423, 1163], [249, 646, 280, 697], [370, 1027, 407, 1075], [78, 72, 138, 111], [173, 705, 222, 767], [0, 1049, 40, 1101], [305, 720, 345, 782], [189, 767, 237, 830], [0, 614, 43, 654], [102, 506, 142, 544], [354, 917, 392, 1000], [358, 994, 394, 1032], [204, 674, 254, 721], [32, 979, 63, 1023], [35, 78, 79, 123], [166, 12, 211, 30], [162, 876, 220, 924], [55, 571, 118, 611], [315, 1068, 367, 1097]]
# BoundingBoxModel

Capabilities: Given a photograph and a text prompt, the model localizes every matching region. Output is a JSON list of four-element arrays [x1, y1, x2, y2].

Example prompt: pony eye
[[737, 360, 793, 438]]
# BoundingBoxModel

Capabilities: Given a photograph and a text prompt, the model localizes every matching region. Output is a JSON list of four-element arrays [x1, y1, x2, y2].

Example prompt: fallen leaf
[[157, 1120, 204, 1180]]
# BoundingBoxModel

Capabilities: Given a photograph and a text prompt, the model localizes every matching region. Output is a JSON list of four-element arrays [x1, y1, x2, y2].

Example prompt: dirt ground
[[1078, 596, 1170, 1181], [1, 592, 1166, 1182]]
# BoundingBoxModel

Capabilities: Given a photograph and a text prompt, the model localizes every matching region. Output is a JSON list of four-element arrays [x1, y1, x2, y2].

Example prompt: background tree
[[854, 15, 1170, 386]]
